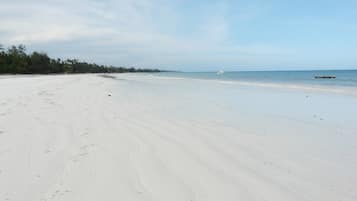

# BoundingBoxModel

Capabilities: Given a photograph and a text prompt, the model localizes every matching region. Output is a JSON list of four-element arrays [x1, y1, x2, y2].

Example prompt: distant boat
[[314, 75, 336, 79], [217, 70, 224, 75]]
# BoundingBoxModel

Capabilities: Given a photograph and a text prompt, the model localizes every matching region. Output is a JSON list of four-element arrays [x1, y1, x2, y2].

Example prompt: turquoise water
[[156, 70, 357, 88]]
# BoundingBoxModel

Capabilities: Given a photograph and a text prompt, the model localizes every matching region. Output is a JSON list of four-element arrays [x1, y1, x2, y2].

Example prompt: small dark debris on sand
[[99, 74, 117, 79], [99, 74, 126, 81]]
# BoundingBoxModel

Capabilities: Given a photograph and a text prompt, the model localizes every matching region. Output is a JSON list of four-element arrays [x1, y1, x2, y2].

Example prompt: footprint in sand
[[79, 144, 95, 156], [48, 189, 72, 200], [80, 132, 89, 137], [71, 144, 95, 162]]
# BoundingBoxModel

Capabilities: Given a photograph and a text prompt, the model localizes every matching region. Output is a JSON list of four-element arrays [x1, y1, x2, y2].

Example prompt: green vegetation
[[0, 44, 160, 74]]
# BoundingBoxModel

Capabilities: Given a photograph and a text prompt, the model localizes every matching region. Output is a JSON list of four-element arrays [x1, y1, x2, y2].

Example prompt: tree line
[[0, 44, 160, 74]]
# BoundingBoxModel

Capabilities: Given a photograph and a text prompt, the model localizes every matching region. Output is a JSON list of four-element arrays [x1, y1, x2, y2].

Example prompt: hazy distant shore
[[1, 74, 356, 201]]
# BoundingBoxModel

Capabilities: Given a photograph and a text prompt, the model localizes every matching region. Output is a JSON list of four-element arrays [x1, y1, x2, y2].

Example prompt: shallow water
[[155, 70, 357, 91]]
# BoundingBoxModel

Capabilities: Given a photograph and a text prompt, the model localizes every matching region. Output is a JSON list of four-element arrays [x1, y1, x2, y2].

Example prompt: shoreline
[[147, 73, 357, 96]]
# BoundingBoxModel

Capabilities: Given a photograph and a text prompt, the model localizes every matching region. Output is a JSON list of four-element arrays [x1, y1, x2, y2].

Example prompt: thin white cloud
[[0, 0, 297, 70]]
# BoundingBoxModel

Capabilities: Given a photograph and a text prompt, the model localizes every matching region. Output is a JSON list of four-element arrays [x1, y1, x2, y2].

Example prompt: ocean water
[[155, 70, 357, 91]]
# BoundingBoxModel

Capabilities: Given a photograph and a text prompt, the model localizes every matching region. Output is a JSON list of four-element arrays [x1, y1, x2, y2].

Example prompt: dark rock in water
[[108, 94, 112, 97], [314, 76, 336, 79]]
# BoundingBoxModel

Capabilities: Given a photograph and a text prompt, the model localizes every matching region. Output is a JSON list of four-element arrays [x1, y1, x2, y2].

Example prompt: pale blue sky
[[0, 0, 356, 71]]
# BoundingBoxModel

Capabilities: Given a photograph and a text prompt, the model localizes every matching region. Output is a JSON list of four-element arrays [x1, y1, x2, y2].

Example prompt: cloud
[[0, 0, 300, 70], [0, 0, 188, 43]]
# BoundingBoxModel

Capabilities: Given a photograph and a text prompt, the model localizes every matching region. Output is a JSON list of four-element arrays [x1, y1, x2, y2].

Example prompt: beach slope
[[0, 74, 356, 201]]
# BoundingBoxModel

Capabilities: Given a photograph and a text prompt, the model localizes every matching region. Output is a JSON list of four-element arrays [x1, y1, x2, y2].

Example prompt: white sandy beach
[[1, 74, 357, 201]]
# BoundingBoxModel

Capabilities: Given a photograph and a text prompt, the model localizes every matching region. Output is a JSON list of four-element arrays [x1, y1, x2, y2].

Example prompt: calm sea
[[156, 70, 357, 89]]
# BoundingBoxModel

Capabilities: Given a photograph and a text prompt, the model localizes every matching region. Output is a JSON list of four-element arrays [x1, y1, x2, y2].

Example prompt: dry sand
[[0, 74, 356, 201]]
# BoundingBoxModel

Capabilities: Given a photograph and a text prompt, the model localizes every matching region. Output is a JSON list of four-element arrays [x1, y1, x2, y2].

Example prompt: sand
[[0, 74, 356, 201]]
